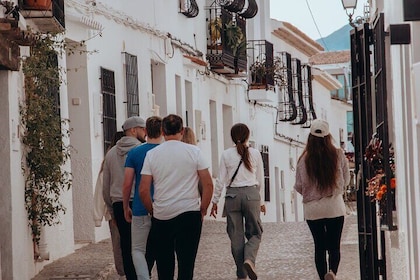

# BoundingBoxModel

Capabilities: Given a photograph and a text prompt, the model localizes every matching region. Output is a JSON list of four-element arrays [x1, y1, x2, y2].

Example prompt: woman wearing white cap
[[294, 119, 350, 280]]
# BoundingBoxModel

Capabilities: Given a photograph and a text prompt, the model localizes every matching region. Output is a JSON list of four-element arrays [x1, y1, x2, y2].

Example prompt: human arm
[[122, 167, 135, 223], [102, 158, 114, 218], [139, 174, 153, 214], [294, 156, 304, 195], [210, 155, 228, 218], [198, 169, 214, 219], [93, 171, 105, 226], [341, 150, 351, 189]]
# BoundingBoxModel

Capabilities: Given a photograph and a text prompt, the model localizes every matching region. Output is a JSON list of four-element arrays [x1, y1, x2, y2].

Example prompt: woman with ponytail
[[210, 123, 266, 280], [294, 119, 350, 280]]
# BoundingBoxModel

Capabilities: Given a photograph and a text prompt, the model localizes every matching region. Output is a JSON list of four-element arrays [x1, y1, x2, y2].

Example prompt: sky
[[270, 0, 365, 40]]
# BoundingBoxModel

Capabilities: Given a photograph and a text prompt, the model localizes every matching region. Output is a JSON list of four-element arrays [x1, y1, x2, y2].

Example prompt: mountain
[[316, 25, 352, 51]]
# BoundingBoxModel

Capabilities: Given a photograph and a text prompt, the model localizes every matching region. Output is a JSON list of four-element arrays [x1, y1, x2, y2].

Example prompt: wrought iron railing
[[206, 5, 247, 74]]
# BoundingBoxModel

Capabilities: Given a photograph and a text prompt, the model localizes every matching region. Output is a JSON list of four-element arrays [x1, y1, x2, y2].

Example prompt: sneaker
[[244, 259, 257, 280], [324, 271, 336, 280]]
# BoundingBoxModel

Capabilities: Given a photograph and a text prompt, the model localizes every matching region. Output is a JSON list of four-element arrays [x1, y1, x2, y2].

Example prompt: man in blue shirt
[[122, 116, 162, 280]]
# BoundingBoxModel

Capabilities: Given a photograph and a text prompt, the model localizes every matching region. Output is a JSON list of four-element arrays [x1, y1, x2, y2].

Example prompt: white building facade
[[0, 0, 350, 279]]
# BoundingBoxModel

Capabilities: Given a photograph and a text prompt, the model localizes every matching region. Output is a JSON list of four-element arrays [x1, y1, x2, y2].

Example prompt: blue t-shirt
[[125, 143, 159, 216]]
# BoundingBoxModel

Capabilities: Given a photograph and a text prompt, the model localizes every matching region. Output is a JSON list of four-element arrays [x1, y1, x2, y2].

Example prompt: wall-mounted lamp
[[341, 0, 358, 27]]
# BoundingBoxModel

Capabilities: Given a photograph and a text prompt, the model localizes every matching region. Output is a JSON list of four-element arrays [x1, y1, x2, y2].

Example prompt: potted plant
[[224, 21, 244, 55], [23, 0, 51, 10], [249, 59, 272, 88]]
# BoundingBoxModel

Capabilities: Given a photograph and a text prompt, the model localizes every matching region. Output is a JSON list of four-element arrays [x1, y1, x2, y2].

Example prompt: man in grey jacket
[[103, 116, 146, 280]]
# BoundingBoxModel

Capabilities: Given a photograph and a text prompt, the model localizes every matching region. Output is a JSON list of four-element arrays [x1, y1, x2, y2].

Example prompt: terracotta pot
[[24, 0, 52, 10]]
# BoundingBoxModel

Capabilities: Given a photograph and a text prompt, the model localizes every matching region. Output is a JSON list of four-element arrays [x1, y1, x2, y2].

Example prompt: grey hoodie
[[102, 136, 141, 217]]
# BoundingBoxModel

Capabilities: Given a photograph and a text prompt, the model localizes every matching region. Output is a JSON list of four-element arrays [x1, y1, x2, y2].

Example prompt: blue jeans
[[131, 215, 152, 280]]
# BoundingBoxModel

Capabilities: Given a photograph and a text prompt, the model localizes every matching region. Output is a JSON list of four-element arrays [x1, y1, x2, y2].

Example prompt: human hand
[[260, 205, 266, 215], [210, 203, 218, 218], [124, 207, 132, 223]]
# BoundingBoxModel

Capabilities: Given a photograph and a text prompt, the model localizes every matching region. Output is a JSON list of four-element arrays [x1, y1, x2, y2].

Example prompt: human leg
[[145, 223, 156, 276], [109, 220, 125, 276], [151, 217, 175, 280], [174, 211, 202, 280], [225, 190, 247, 279], [113, 202, 137, 280], [307, 219, 328, 280], [131, 215, 152, 280], [325, 216, 345, 274], [242, 187, 262, 280], [243, 186, 263, 263]]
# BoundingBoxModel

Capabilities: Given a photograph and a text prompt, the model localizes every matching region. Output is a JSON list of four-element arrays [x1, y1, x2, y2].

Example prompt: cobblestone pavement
[[32, 214, 359, 280]]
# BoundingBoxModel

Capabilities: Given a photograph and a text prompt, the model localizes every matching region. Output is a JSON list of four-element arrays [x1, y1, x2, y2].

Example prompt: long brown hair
[[303, 134, 338, 191], [231, 123, 252, 172]]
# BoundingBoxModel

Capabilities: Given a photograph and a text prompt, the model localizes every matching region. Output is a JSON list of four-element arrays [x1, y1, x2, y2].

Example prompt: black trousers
[[113, 201, 137, 280], [151, 211, 202, 280], [306, 216, 344, 280]]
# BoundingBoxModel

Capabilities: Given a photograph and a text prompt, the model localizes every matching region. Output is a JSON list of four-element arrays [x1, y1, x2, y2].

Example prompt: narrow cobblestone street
[[33, 212, 359, 280]]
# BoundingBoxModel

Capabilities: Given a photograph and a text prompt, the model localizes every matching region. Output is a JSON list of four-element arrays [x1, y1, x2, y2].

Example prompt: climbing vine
[[20, 33, 72, 244]]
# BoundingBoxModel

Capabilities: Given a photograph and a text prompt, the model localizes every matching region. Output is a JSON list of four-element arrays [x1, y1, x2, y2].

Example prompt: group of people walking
[[94, 114, 349, 280]]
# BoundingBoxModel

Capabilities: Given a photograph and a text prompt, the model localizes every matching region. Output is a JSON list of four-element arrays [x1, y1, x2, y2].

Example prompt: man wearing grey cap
[[103, 116, 146, 280]]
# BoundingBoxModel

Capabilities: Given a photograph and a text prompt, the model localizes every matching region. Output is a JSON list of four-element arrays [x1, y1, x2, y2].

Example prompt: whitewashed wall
[[1, 0, 355, 278]]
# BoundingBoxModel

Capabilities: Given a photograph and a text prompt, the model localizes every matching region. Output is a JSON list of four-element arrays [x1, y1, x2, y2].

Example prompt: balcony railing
[[19, 0, 65, 33], [247, 40, 274, 90], [206, 6, 247, 75]]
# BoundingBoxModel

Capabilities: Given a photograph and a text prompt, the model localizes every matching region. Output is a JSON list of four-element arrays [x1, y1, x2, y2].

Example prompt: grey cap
[[122, 116, 146, 131]]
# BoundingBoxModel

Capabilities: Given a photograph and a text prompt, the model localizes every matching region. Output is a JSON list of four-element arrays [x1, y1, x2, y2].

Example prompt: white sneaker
[[324, 271, 336, 280]]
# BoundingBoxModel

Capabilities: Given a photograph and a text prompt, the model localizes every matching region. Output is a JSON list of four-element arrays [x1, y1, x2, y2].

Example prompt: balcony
[[247, 40, 274, 89], [247, 40, 275, 102], [19, 0, 65, 33], [206, 7, 247, 76], [0, 14, 33, 71]]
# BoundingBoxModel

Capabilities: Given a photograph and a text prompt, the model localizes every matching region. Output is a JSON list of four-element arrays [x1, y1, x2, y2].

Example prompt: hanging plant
[[20, 33, 72, 245], [224, 20, 244, 57], [209, 17, 222, 44]]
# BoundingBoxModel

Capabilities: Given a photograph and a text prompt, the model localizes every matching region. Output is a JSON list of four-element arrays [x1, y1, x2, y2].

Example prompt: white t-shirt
[[141, 140, 209, 220]]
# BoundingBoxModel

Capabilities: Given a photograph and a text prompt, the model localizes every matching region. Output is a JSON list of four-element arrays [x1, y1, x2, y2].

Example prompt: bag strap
[[227, 160, 243, 188]]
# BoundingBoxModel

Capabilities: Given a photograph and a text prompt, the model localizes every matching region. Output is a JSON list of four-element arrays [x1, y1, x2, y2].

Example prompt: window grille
[[302, 64, 316, 128], [261, 145, 270, 201], [124, 53, 139, 117], [101, 67, 117, 154], [277, 52, 297, 122]]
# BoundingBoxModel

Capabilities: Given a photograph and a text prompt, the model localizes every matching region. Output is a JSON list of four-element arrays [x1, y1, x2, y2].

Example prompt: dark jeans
[[151, 211, 202, 280], [113, 201, 137, 280], [306, 216, 345, 280]]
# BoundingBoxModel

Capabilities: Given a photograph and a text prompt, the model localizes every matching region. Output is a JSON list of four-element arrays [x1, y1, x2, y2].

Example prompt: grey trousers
[[225, 186, 263, 279]]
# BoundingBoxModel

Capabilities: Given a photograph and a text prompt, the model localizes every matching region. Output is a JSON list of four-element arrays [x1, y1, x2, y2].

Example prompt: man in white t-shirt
[[139, 114, 213, 280]]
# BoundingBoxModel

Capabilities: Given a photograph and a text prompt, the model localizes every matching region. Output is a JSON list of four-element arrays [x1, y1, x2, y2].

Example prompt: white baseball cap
[[310, 119, 329, 138]]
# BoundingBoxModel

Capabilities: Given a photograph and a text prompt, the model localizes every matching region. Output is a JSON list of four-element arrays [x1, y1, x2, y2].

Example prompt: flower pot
[[23, 0, 52, 10]]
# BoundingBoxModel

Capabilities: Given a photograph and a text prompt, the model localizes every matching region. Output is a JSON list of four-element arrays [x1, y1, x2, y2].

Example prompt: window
[[101, 67, 117, 154], [331, 74, 348, 101], [261, 145, 270, 201], [124, 53, 139, 117]]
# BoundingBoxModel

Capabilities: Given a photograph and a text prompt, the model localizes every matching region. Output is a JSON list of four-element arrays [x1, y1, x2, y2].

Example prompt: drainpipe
[[34, 227, 50, 262]]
